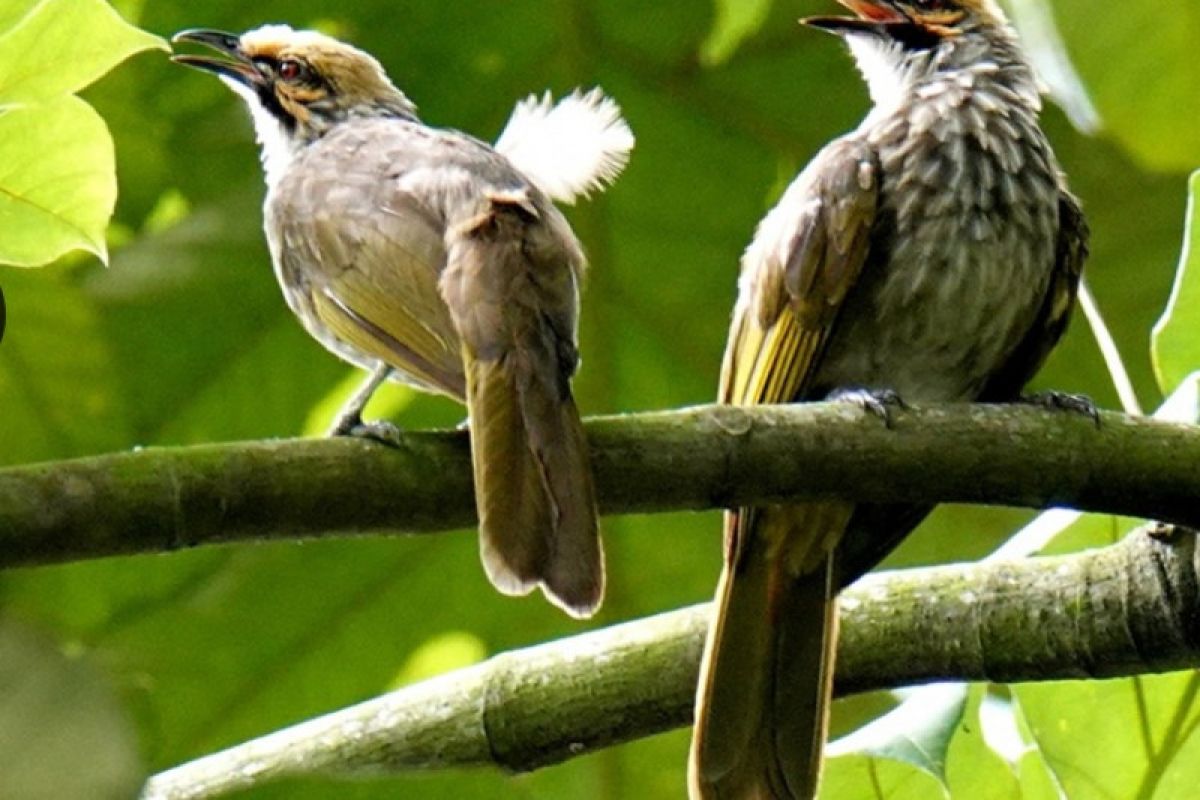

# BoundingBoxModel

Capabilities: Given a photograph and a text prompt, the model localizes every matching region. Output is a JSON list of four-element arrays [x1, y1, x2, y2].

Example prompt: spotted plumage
[[691, 1, 1087, 797]]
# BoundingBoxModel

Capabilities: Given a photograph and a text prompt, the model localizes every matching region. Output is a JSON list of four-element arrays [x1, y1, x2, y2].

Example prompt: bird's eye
[[278, 59, 304, 82]]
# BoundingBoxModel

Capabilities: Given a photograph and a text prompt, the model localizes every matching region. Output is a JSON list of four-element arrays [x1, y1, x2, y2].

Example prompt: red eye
[[278, 59, 302, 81]]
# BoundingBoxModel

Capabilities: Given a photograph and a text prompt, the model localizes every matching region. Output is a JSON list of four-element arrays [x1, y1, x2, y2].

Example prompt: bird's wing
[[692, 137, 879, 800], [719, 137, 879, 410], [439, 187, 603, 618], [270, 162, 467, 399], [979, 188, 1089, 401]]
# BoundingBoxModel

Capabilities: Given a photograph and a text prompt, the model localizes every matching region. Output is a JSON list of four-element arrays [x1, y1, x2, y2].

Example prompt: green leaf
[[946, 688, 1021, 800], [701, 0, 773, 66], [1016, 749, 1063, 800], [821, 753, 949, 800], [0, 0, 38, 33], [1016, 672, 1200, 800], [0, 0, 166, 108], [1049, 0, 1200, 171], [827, 684, 968, 785], [1152, 171, 1200, 394], [0, 96, 115, 266], [0, 617, 143, 799]]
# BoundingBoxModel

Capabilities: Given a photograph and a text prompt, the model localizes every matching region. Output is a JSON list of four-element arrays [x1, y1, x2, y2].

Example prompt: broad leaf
[[1016, 672, 1200, 800], [1152, 171, 1200, 394], [0, 0, 38, 33], [946, 688, 1021, 800], [0, 0, 165, 108], [1049, 0, 1200, 171], [0, 96, 115, 265], [821, 754, 949, 800], [827, 684, 968, 785]]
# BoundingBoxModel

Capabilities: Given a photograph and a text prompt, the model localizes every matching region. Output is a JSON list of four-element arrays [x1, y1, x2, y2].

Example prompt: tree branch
[[3, 403, 1199, 568], [140, 526, 1200, 800]]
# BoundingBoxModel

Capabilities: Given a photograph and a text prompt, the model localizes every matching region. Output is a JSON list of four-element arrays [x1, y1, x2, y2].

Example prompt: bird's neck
[[238, 90, 419, 190], [243, 94, 299, 190], [848, 29, 1040, 120]]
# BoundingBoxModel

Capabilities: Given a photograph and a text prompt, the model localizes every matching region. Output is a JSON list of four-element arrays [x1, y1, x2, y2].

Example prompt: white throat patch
[[845, 33, 912, 115], [221, 75, 297, 189]]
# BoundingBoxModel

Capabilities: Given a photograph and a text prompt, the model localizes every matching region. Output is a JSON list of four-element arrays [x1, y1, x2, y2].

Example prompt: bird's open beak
[[170, 29, 263, 87], [803, 0, 909, 35]]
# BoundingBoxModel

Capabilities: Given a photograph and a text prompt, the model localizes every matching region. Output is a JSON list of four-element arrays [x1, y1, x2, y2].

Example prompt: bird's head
[[805, 0, 1007, 43], [172, 25, 417, 145], [803, 0, 1029, 107]]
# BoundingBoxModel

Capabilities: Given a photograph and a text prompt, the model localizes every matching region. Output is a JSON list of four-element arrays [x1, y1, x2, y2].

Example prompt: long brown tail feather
[[466, 354, 603, 618], [690, 507, 841, 800]]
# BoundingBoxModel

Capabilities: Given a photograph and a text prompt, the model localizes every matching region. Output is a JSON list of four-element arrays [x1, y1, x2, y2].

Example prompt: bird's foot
[[329, 415, 405, 448], [1022, 390, 1101, 428], [828, 386, 907, 429]]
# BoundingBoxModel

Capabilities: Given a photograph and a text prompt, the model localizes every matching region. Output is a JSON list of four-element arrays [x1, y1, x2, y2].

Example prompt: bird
[[689, 1, 1088, 797], [170, 25, 634, 619]]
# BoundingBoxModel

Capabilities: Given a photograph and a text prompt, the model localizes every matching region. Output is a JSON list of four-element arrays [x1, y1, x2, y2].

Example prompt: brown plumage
[[171, 26, 633, 617], [690, 1, 1088, 797]]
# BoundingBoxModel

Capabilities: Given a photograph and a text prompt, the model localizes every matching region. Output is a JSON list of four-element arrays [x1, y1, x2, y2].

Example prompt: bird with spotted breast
[[689, 0, 1087, 797], [171, 25, 634, 618]]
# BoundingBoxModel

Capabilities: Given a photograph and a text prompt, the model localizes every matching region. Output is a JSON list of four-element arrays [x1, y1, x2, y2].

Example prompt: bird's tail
[[494, 88, 634, 205], [690, 505, 846, 800], [464, 352, 604, 619]]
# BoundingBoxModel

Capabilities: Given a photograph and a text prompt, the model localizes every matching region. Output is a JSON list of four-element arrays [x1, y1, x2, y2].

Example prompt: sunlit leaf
[[0, 96, 115, 266], [828, 684, 968, 785], [0, 0, 38, 33], [946, 688, 1021, 800], [1016, 672, 1200, 800], [821, 753, 949, 800], [1152, 171, 1200, 394], [0, 0, 166, 108], [1016, 749, 1063, 800]]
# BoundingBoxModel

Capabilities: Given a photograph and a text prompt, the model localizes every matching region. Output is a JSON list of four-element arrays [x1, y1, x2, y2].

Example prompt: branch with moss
[[140, 525, 1200, 799], [3, 403, 1199, 568]]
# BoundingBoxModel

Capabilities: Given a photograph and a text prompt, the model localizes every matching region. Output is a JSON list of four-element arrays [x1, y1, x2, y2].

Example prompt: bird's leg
[[1021, 390, 1101, 428], [328, 363, 404, 445], [827, 386, 907, 429]]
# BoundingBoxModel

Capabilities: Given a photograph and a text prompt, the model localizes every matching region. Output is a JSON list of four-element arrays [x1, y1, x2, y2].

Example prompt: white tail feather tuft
[[495, 88, 635, 205]]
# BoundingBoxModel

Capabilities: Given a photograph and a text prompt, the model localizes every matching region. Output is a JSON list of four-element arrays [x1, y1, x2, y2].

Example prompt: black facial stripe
[[887, 22, 942, 50], [255, 83, 297, 132]]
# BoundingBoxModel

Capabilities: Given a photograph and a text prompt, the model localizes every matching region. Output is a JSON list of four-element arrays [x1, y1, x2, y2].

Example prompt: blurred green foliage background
[[1, 0, 1198, 797]]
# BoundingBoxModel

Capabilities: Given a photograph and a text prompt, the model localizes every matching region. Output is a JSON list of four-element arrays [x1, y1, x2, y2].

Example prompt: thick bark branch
[[3, 403, 1199, 568], [140, 526, 1200, 800]]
